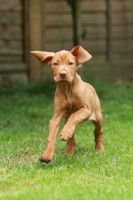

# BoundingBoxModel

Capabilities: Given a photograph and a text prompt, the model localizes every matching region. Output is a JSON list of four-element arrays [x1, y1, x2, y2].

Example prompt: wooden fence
[[0, 0, 27, 70], [0, 0, 133, 84], [44, 0, 133, 64]]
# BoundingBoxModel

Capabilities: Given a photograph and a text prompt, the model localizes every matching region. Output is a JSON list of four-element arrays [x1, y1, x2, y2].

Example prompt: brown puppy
[[31, 45, 104, 163]]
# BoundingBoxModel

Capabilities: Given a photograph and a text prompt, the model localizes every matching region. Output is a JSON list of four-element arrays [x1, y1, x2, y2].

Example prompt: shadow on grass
[[37, 146, 101, 170]]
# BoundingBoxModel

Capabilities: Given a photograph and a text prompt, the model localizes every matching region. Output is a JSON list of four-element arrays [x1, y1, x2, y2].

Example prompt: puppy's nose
[[59, 70, 67, 78]]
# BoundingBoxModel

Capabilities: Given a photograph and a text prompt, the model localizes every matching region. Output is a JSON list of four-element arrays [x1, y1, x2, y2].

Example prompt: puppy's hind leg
[[66, 135, 76, 155], [91, 112, 104, 152], [63, 117, 76, 155]]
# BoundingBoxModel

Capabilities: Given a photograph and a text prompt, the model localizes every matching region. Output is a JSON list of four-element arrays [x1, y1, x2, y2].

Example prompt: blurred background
[[0, 0, 133, 85]]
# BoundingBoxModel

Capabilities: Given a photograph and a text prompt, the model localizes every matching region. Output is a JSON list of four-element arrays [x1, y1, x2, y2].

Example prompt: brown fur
[[31, 45, 104, 163]]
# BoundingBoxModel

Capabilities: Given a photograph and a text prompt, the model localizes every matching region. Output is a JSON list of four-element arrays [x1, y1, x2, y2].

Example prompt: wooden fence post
[[23, 0, 29, 66], [66, 0, 81, 46], [71, 0, 81, 46], [106, 0, 112, 62], [28, 0, 43, 82]]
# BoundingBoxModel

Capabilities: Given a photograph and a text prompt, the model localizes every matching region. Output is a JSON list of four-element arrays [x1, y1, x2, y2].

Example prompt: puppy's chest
[[64, 95, 82, 114]]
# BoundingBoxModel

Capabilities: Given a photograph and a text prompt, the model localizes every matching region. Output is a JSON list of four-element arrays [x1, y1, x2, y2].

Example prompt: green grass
[[0, 80, 133, 200]]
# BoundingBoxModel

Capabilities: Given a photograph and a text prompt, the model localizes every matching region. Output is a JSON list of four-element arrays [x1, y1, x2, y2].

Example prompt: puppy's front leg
[[60, 107, 91, 141], [40, 113, 63, 163]]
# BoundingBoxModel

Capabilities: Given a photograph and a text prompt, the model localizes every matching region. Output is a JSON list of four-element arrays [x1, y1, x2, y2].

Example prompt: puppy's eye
[[68, 62, 73, 65], [53, 62, 58, 66]]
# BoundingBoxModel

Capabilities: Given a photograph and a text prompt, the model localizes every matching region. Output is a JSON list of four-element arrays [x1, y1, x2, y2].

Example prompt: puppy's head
[[31, 45, 92, 84]]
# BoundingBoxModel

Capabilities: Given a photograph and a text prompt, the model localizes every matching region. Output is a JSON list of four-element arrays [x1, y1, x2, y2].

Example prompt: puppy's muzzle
[[59, 70, 67, 78]]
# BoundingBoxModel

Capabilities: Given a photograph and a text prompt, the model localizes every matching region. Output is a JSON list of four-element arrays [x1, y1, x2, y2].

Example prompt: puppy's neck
[[57, 81, 73, 97], [57, 73, 79, 97]]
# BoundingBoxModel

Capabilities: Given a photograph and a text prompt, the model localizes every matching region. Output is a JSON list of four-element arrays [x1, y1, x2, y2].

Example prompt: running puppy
[[31, 45, 104, 163]]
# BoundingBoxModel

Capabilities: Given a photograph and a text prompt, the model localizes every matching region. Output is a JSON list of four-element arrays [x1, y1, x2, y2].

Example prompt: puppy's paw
[[60, 125, 75, 141], [95, 144, 104, 152], [39, 151, 54, 163], [60, 130, 73, 141], [61, 135, 72, 141]]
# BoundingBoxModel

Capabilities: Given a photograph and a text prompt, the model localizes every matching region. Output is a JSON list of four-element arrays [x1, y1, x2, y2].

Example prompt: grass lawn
[[0, 80, 133, 200]]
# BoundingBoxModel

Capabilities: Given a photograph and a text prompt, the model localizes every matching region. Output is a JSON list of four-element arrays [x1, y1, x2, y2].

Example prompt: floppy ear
[[70, 45, 92, 64], [31, 51, 55, 64]]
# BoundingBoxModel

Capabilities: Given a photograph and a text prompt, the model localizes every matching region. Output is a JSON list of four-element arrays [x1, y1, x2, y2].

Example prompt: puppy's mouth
[[54, 76, 73, 84]]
